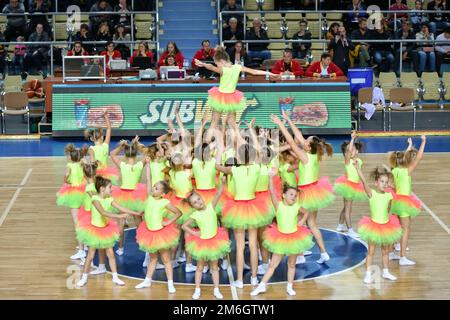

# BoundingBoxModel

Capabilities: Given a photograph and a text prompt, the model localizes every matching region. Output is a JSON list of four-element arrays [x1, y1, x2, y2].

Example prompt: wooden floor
[[0, 154, 449, 300]]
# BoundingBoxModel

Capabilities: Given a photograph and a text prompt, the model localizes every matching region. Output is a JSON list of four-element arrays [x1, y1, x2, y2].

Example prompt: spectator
[[305, 52, 344, 77], [369, 24, 395, 71], [0, 31, 6, 75], [271, 49, 304, 77], [221, 0, 243, 27], [411, 0, 429, 33], [389, 0, 409, 31], [130, 41, 154, 66], [158, 54, 179, 78], [89, 0, 113, 36], [95, 21, 112, 53], [72, 23, 94, 54], [157, 41, 184, 69], [292, 19, 312, 59], [246, 18, 271, 61], [427, 0, 450, 35], [113, 0, 131, 31], [23, 23, 50, 75], [191, 40, 216, 69], [329, 25, 355, 75], [344, 0, 367, 32], [394, 20, 417, 73], [67, 41, 89, 56], [28, 0, 50, 38], [113, 24, 131, 59], [227, 40, 252, 66], [2, 0, 27, 42], [223, 17, 244, 50], [326, 22, 340, 41], [350, 18, 371, 67], [100, 41, 122, 74], [13, 35, 26, 75], [416, 23, 436, 73], [435, 27, 450, 74]]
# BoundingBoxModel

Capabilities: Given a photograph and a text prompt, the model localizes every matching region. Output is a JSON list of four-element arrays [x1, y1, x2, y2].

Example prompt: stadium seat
[[264, 13, 281, 21], [286, 22, 299, 38], [268, 42, 287, 50], [0, 91, 30, 134], [326, 13, 343, 21], [399, 72, 420, 99], [378, 72, 399, 100], [305, 13, 322, 21], [266, 22, 282, 39], [356, 87, 386, 131], [270, 50, 284, 59], [388, 87, 417, 131], [136, 22, 152, 40], [2, 75, 23, 93], [55, 23, 68, 41], [308, 23, 320, 38], [285, 13, 301, 21], [442, 72, 450, 101], [419, 72, 444, 108], [135, 14, 153, 22]]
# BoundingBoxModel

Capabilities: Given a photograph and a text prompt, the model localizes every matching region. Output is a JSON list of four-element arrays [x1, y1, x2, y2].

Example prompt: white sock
[[363, 270, 374, 284], [316, 252, 330, 264], [382, 268, 397, 281], [286, 283, 296, 296], [112, 272, 125, 285], [77, 273, 88, 287], [192, 287, 201, 300], [213, 287, 223, 299], [167, 280, 176, 293]]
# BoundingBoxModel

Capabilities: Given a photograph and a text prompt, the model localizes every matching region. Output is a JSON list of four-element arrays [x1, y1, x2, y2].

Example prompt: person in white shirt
[[435, 27, 450, 74]]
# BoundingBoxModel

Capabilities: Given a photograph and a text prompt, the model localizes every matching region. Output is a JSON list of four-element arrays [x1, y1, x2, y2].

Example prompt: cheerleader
[[145, 142, 170, 188], [110, 137, 148, 256], [85, 111, 119, 185], [354, 165, 402, 284], [334, 131, 367, 238], [56, 144, 88, 261], [182, 177, 231, 300], [135, 180, 183, 293], [272, 112, 335, 264], [388, 135, 426, 265], [251, 171, 314, 296], [76, 176, 141, 287]]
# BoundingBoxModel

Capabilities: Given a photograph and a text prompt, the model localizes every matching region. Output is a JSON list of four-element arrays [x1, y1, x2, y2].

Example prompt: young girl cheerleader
[[272, 112, 335, 264], [110, 137, 148, 256], [354, 164, 402, 284], [334, 131, 367, 238], [135, 180, 183, 293], [182, 177, 231, 300], [76, 176, 142, 287], [56, 144, 89, 261], [145, 142, 170, 188], [85, 111, 119, 185], [251, 171, 314, 296], [388, 135, 426, 265]]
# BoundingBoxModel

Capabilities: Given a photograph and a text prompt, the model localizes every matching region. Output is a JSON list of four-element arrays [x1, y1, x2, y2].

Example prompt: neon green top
[[67, 162, 84, 186], [231, 164, 260, 200], [219, 64, 242, 93], [298, 153, 319, 186], [83, 182, 96, 211], [150, 160, 167, 186], [91, 195, 113, 228], [369, 189, 393, 224], [169, 169, 193, 198], [90, 143, 109, 168], [276, 201, 301, 234], [120, 161, 143, 190], [278, 162, 297, 187], [192, 158, 216, 190], [144, 196, 170, 231], [256, 164, 271, 192], [392, 167, 412, 196], [345, 158, 362, 183], [190, 203, 218, 239]]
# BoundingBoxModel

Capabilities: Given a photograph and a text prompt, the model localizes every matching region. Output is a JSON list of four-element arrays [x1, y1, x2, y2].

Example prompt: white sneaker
[[89, 265, 106, 275], [303, 250, 312, 256], [394, 243, 410, 251], [296, 255, 306, 264], [232, 280, 244, 289], [382, 270, 397, 281], [167, 281, 176, 294], [347, 229, 360, 238], [203, 266, 209, 274], [244, 263, 251, 270], [177, 253, 187, 263], [286, 284, 296, 296], [112, 274, 125, 286], [185, 263, 197, 273], [389, 252, 401, 260], [70, 250, 86, 260], [363, 272, 374, 284], [316, 252, 330, 264], [77, 273, 88, 287], [251, 276, 259, 286], [213, 288, 223, 299], [142, 253, 150, 267], [399, 257, 416, 266], [257, 263, 269, 275], [115, 248, 124, 256], [192, 288, 201, 299], [135, 278, 151, 289], [336, 224, 348, 232], [220, 259, 229, 270], [250, 283, 267, 296]]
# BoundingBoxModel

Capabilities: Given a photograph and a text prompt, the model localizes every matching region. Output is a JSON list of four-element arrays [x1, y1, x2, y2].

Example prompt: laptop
[[132, 56, 152, 70], [167, 69, 186, 80], [80, 64, 101, 77], [110, 59, 127, 70], [160, 66, 182, 79]]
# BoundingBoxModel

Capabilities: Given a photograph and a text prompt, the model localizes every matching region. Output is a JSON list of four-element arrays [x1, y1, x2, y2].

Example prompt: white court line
[[0, 169, 32, 227]]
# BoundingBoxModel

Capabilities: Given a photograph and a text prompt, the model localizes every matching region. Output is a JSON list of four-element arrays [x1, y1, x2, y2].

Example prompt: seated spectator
[[271, 49, 304, 77], [113, 24, 131, 59], [292, 19, 312, 59], [305, 52, 344, 78], [369, 23, 395, 71], [246, 18, 271, 61], [191, 40, 216, 69], [67, 41, 90, 56], [344, 0, 367, 32], [389, 0, 409, 31], [113, 0, 131, 31], [89, 0, 113, 36], [326, 22, 340, 41], [427, 0, 450, 35], [157, 41, 184, 69], [2, 0, 27, 42], [394, 20, 417, 73], [72, 23, 94, 54], [221, 0, 243, 27], [28, 0, 50, 38], [130, 41, 154, 66], [13, 35, 26, 75], [23, 23, 50, 75], [329, 25, 354, 75], [100, 41, 122, 74], [416, 23, 436, 73], [435, 27, 450, 74], [411, 0, 429, 33], [95, 21, 112, 53], [227, 40, 252, 66], [350, 18, 371, 67], [158, 54, 180, 78], [223, 17, 244, 50]]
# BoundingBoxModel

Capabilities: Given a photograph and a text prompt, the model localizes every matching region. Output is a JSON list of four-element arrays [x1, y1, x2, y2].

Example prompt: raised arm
[[110, 141, 125, 169], [241, 66, 278, 78], [103, 111, 112, 145], [408, 135, 426, 175], [214, 136, 232, 174], [344, 131, 357, 164], [354, 159, 372, 198], [174, 106, 187, 136], [281, 110, 306, 147], [194, 113, 209, 149], [268, 170, 280, 210], [406, 137, 413, 152], [163, 203, 183, 226], [145, 162, 152, 194], [271, 114, 308, 164], [194, 59, 222, 75]]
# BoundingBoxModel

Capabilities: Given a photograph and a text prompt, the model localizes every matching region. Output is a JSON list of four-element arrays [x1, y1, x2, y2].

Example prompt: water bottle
[[265, 67, 270, 81], [161, 72, 166, 81], [183, 59, 189, 70], [240, 57, 245, 79]]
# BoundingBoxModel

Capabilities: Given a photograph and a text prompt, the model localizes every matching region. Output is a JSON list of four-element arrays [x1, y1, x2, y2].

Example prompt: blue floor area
[[94, 228, 367, 285], [1, 135, 450, 157]]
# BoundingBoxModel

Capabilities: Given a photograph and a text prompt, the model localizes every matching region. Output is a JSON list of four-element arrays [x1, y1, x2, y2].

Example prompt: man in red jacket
[[305, 52, 344, 78], [191, 40, 216, 69], [271, 49, 304, 77]]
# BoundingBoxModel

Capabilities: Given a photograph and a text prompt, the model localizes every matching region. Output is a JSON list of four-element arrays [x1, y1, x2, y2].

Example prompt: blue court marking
[[93, 228, 367, 285]]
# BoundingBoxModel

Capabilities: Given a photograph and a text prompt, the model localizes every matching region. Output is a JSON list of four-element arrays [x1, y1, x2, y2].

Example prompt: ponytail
[[65, 143, 89, 162], [213, 45, 230, 63], [370, 166, 392, 181], [84, 128, 103, 142], [310, 136, 333, 161]]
